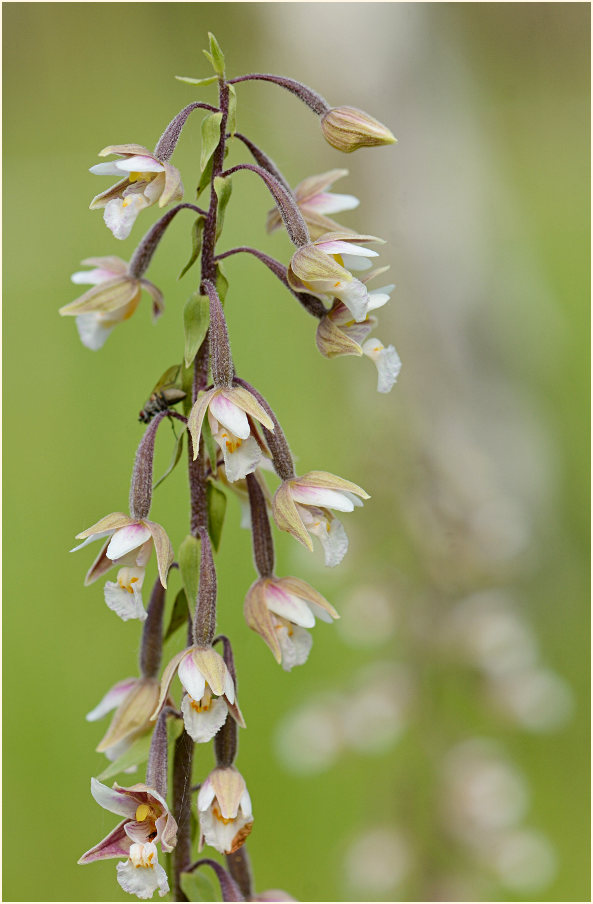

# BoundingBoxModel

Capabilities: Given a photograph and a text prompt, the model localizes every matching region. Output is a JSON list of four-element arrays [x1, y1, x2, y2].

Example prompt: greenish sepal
[[178, 216, 205, 280], [183, 292, 210, 368], [214, 175, 233, 241], [153, 427, 186, 490], [207, 32, 225, 77], [179, 533, 201, 608], [164, 588, 191, 641], [175, 74, 219, 87], [207, 482, 227, 552], [96, 718, 183, 781], [200, 111, 223, 173], [180, 870, 221, 903]]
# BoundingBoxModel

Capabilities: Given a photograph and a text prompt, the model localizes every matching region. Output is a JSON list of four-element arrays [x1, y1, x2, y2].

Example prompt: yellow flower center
[[128, 171, 156, 184], [212, 802, 234, 825], [221, 431, 242, 453], [135, 803, 157, 822], [190, 685, 213, 713], [118, 575, 140, 594]]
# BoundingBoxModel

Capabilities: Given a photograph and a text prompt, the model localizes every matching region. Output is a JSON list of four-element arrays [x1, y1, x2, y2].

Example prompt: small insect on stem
[[139, 365, 187, 423]]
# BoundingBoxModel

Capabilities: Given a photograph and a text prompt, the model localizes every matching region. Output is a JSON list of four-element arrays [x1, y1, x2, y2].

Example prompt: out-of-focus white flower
[[441, 739, 528, 843], [484, 828, 558, 893], [343, 827, 411, 896], [486, 667, 573, 732], [336, 585, 397, 647], [275, 696, 344, 774], [340, 663, 413, 754]]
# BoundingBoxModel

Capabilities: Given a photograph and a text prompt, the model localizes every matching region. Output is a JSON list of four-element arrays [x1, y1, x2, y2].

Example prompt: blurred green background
[[3, 3, 589, 902]]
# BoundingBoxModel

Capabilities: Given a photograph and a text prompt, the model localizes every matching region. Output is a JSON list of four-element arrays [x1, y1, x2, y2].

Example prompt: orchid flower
[[197, 766, 253, 855], [267, 169, 359, 239], [90, 144, 183, 240], [86, 676, 161, 762], [59, 257, 164, 350]]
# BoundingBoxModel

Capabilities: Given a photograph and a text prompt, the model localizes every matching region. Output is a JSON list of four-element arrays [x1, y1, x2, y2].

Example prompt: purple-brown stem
[[187, 859, 245, 902], [228, 73, 330, 117], [201, 80, 230, 282], [154, 101, 219, 161], [139, 578, 167, 678], [246, 473, 275, 577], [225, 847, 254, 901], [214, 246, 326, 318], [129, 411, 169, 519], [201, 278, 234, 387], [146, 707, 175, 799], [172, 728, 195, 902], [231, 132, 292, 193], [128, 203, 207, 279], [193, 527, 217, 646], [221, 163, 309, 247], [233, 378, 296, 481]]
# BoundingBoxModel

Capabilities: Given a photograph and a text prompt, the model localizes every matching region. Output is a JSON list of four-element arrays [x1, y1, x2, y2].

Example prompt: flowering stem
[[228, 73, 330, 117], [221, 163, 309, 247], [246, 474, 274, 577], [172, 729, 195, 902], [129, 411, 170, 519], [188, 438, 208, 537], [187, 859, 245, 902], [146, 707, 173, 799], [139, 577, 167, 678], [128, 203, 207, 280], [225, 847, 254, 901], [201, 79, 230, 282], [193, 527, 217, 646], [201, 278, 234, 387], [234, 378, 296, 481], [154, 101, 220, 161], [231, 132, 292, 193], [215, 246, 326, 318]]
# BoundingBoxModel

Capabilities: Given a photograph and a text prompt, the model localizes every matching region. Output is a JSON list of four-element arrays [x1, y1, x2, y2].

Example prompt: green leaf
[[153, 427, 186, 490], [178, 534, 201, 609], [196, 155, 213, 199], [175, 74, 219, 87], [180, 870, 221, 903], [208, 33, 225, 77], [180, 363, 194, 417], [201, 415, 218, 472], [200, 111, 223, 173], [164, 588, 190, 641], [179, 217, 205, 280], [97, 732, 152, 781], [183, 292, 210, 368], [227, 83, 237, 137], [215, 261, 229, 305], [214, 175, 233, 240], [207, 483, 227, 552]]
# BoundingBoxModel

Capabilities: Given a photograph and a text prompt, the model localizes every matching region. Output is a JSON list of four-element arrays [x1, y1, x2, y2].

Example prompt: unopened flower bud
[[321, 106, 396, 153]]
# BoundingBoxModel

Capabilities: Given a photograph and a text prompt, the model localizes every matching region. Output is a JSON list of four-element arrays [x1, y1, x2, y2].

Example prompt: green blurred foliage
[[3, 4, 589, 902]]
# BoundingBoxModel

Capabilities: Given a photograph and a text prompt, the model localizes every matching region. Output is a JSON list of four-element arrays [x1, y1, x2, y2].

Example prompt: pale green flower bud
[[321, 106, 396, 153]]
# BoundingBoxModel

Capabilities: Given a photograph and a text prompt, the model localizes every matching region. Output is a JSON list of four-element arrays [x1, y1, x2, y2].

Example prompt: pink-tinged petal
[[209, 393, 250, 440], [307, 191, 359, 215], [84, 540, 116, 585], [307, 600, 335, 624], [341, 253, 373, 272], [264, 582, 315, 628], [107, 523, 152, 561], [160, 162, 184, 207], [81, 255, 129, 274], [98, 143, 153, 157], [225, 386, 275, 431], [240, 789, 253, 819], [272, 483, 313, 551], [139, 278, 165, 322], [114, 155, 165, 173], [144, 521, 174, 588], [71, 268, 114, 285], [181, 694, 228, 743], [290, 485, 355, 512], [86, 678, 137, 722], [297, 470, 369, 499], [178, 651, 206, 702], [124, 818, 155, 845], [71, 530, 114, 553], [78, 820, 131, 864], [319, 240, 378, 258], [90, 161, 125, 176], [197, 777, 216, 811], [278, 576, 339, 619], [91, 777, 138, 819], [151, 648, 188, 720]]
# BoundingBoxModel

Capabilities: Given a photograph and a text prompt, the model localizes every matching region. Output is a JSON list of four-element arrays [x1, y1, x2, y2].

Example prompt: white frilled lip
[[89, 779, 177, 853], [74, 513, 173, 588]]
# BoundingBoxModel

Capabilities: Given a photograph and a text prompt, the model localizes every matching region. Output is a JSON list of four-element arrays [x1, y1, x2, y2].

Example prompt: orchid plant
[[64, 34, 398, 902]]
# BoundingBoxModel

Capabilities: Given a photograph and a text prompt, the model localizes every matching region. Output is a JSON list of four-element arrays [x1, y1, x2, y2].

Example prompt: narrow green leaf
[[214, 175, 233, 240], [207, 483, 227, 552], [200, 111, 223, 173], [153, 428, 186, 490], [164, 588, 191, 641], [183, 293, 210, 368], [196, 155, 213, 199], [208, 33, 225, 77], [180, 363, 194, 417], [179, 534, 201, 608], [227, 83, 237, 137], [201, 415, 218, 472], [178, 217, 205, 280], [175, 74, 219, 87], [202, 50, 214, 66], [97, 732, 152, 781], [215, 261, 229, 305], [180, 870, 221, 903]]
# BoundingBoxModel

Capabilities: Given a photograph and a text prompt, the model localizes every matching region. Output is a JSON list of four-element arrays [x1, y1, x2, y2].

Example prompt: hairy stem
[[228, 73, 330, 117], [172, 729, 195, 902], [225, 847, 254, 900]]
